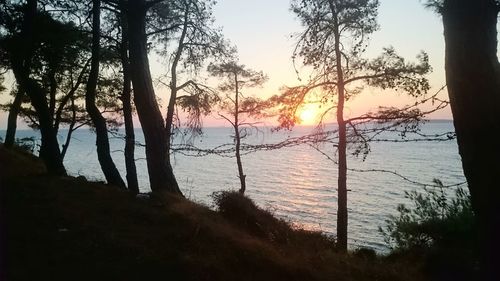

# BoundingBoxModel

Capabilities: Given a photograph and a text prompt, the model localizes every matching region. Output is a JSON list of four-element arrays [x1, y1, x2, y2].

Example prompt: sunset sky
[[204, 0, 451, 126], [0, 0, 452, 129]]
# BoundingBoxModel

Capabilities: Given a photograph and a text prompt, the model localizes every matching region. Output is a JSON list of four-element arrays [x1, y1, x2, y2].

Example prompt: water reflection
[[7, 122, 465, 252]]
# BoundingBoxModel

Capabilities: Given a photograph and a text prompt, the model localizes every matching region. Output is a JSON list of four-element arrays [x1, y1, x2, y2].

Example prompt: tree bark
[[86, 0, 125, 188], [119, 2, 139, 194], [4, 91, 24, 148], [127, 0, 182, 195], [442, 1, 500, 279]]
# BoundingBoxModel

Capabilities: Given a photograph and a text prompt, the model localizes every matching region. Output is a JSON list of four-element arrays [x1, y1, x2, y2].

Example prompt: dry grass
[[1, 144, 424, 281]]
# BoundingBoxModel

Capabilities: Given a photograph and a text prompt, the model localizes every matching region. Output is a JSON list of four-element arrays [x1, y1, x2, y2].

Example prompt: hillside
[[0, 144, 423, 281]]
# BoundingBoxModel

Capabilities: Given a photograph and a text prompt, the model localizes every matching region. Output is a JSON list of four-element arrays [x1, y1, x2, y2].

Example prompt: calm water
[[3, 121, 466, 252]]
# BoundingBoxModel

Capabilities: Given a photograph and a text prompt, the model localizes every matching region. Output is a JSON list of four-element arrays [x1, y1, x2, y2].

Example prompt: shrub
[[211, 190, 336, 252], [15, 137, 39, 153], [380, 179, 474, 251], [211, 190, 293, 243]]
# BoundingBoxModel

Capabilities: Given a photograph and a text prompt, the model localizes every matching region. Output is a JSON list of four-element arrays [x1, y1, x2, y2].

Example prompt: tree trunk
[[119, 3, 139, 194], [329, 1, 348, 252], [163, 3, 190, 194], [442, 1, 500, 279], [29, 80, 66, 176], [4, 91, 24, 148], [235, 134, 246, 194], [61, 96, 76, 160], [86, 0, 125, 188], [127, 0, 182, 195], [336, 119, 347, 252], [234, 74, 246, 194], [10, 0, 66, 176], [164, 77, 180, 195], [335, 84, 348, 253], [12, 68, 66, 175], [48, 69, 57, 122]]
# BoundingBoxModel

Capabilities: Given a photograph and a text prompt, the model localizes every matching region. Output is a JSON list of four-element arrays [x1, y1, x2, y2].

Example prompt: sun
[[298, 104, 319, 125]]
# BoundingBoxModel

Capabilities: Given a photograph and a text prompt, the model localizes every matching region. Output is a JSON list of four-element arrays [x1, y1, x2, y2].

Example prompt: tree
[[62, 0, 140, 192], [1, 0, 126, 175], [3, 90, 23, 148], [118, 0, 139, 194], [208, 62, 268, 194], [279, 0, 432, 251], [0, 4, 19, 148], [85, 0, 126, 188], [0, 74, 19, 148], [125, 0, 228, 194], [156, 0, 230, 190], [426, 1, 500, 279], [126, 0, 183, 194], [0, 0, 66, 175]]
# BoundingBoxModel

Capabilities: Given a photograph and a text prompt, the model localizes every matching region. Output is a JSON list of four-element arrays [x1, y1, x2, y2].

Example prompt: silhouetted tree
[[0, 6, 18, 148], [280, 0, 431, 251], [1, 0, 126, 169], [125, 0, 183, 194], [118, 0, 139, 194], [66, 0, 140, 192], [3, 90, 23, 148], [426, 1, 500, 279], [85, 0, 125, 188], [208, 62, 268, 194], [0, 73, 21, 148], [0, 0, 66, 175], [156, 0, 230, 188], [124, 0, 228, 194]]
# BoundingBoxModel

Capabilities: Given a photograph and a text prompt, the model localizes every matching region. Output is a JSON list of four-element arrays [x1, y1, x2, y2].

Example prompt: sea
[[2, 120, 466, 252]]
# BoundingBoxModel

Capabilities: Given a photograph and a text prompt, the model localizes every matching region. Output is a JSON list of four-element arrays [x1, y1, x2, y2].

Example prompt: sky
[[208, 0, 450, 124], [0, 0, 451, 130]]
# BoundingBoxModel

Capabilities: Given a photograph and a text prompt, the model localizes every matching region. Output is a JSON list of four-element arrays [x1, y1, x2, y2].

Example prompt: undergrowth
[[381, 179, 477, 280], [2, 145, 426, 281]]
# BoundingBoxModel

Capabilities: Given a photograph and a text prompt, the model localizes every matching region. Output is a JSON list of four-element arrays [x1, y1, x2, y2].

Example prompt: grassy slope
[[0, 144, 423, 281]]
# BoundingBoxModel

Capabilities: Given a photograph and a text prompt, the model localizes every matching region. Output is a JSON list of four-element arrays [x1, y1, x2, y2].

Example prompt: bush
[[15, 137, 39, 153], [381, 180, 478, 280], [211, 190, 336, 251], [211, 190, 294, 243], [380, 179, 474, 251]]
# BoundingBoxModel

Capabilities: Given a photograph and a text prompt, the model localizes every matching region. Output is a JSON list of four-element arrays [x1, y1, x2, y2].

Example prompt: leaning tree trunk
[[61, 97, 76, 160], [11, 66, 66, 175], [10, 0, 66, 176], [28, 82, 66, 176], [22, 76, 66, 176], [119, 3, 139, 194], [86, 0, 125, 188], [163, 4, 190, 194], [4, 91, 24, 148], [127, 0, 183, 195], [442, 1, 500, 279]]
